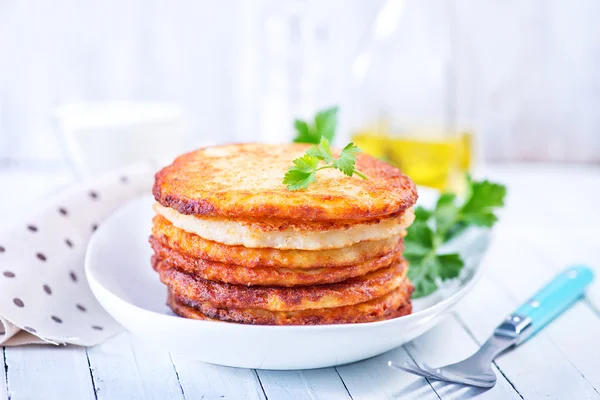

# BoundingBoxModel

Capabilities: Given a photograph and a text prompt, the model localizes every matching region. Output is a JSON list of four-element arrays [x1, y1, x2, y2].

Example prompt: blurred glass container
[[350, 0, 477, 192], [53, 102, 199, 177], [234, 0, 356, 144]]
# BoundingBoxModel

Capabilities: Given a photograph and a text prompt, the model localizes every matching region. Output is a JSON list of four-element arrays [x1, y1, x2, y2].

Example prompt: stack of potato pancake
[[150, 143, 418, 325]]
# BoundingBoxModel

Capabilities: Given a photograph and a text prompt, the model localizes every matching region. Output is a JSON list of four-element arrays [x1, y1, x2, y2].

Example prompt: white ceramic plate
[[85, 192, 489, 370]]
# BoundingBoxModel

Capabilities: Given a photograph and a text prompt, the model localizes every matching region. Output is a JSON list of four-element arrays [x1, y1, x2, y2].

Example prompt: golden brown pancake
[[156, 259, 408, 311], [167, 281, 413, 325], [152, 215, 404, 268], [150, 238, 404, 286], [153, 143, 417, 221]]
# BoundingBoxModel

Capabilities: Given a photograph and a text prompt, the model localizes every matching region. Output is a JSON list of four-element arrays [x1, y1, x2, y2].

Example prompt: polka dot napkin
[[0, 163, 154, 346]]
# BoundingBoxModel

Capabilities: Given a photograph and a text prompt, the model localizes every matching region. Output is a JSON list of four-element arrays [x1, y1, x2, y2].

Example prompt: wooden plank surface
[[0, 349, 7, 400], [336, 345, 440, 400], [4, 345, 96, 400], [86, 333, 185, 400], [169, 354, 267, 399], [257, 368, 351, 400]]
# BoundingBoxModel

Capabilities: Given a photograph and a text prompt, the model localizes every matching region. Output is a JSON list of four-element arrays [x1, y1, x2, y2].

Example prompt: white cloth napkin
[[0, 163, 154, 346]]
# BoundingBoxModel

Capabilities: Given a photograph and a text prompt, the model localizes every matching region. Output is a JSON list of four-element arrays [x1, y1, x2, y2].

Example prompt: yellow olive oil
[[352, 131, 389, 161], [352, 129, 473, 191]]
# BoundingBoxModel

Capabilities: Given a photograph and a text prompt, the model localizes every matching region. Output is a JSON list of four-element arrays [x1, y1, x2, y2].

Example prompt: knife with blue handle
[[390, 265, 595, 387]]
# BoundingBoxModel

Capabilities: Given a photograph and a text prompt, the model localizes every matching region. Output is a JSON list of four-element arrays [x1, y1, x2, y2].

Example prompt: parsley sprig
[[293, 106, 338, 144], [283, 137, 368, 191], [405, 176, 507, 298]]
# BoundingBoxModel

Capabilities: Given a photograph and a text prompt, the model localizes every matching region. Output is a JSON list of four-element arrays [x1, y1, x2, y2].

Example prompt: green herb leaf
[[283, 137, 368, 190], [434, 193, 459, 236], [404, 222, 434, 257], [293, 106, 339, 144], [291, 155, 320, 172], [314, 106, 338, 142], [282, 169, 316, 191], [282, 155, 320, 190], [436, 253, 464, 279], [414, 206, 432, 223], [293, 120, 312, 143], [405, 175, 506, 299], [407, 253, 439, 298], [332, 142, 361, 176], [306, 137, 334, 163], [461, 179, 507, 228], [407, 252, 464, 298]]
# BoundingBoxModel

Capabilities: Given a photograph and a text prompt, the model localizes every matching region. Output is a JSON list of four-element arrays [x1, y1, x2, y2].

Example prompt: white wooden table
[[0, 162, 599, 400]]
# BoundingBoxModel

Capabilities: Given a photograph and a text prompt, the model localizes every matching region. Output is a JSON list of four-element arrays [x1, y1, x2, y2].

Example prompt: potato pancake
[[156, 259, 408, 311], [152, 215, 404, 268], [150, 238, 403, 286], [153, 143, 417, 221], [154, 202, 414, 250], [167, 281, 413, 325]]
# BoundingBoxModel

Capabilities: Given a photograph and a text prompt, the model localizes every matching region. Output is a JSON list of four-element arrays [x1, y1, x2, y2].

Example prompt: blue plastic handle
[[515, 265, 594, 339]]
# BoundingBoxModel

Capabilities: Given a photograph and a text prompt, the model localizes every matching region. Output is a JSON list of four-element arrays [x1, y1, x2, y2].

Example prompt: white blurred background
[[1, 0, 599, 165]]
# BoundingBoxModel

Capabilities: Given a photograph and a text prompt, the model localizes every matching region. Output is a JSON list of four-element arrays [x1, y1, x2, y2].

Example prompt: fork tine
[[387, 361, 441, 380], [417, 362, 496, 388], [440, 372, 497, 388], [437, 373, 496, 388], [388, 360, 496, 388], [411, 360, 451, 381], [389, 360, 483, 387]]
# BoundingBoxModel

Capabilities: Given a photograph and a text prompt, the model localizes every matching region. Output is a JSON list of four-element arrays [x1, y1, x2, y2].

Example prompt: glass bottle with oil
[[353, 126, 473, 191], [347, 0, 476, 193]]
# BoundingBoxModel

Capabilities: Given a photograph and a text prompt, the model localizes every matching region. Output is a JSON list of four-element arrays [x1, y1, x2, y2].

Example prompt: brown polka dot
[[24, 326, 36, 333], [65, 238, 73, 248], [58, 207, 68, 216], [0, 246, 5, 252], [3, 271, 15, 278], [92, 223, 98, 232], [43, 284, 52, 295], [120, 176, 128, 183], [36, 253, 47, 262], [13, 298, 24, 307], [92, 325, 104, 331], [51, 316, 62, 323], [89, 191, 99, 200], [70, 271, 78, 282], [76, 304, 87, 312], [27, 225, 38, 232]]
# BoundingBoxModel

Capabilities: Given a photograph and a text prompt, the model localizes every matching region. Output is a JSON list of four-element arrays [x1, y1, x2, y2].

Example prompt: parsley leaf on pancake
[[284, 137, 367, 190], [282, 155, 319, 191], [333, 143, 366, 178], [306, 137, 335, 162]]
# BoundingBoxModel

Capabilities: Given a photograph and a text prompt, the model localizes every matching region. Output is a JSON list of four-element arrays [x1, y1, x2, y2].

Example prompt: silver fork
[[389, 265, 594, 388]]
